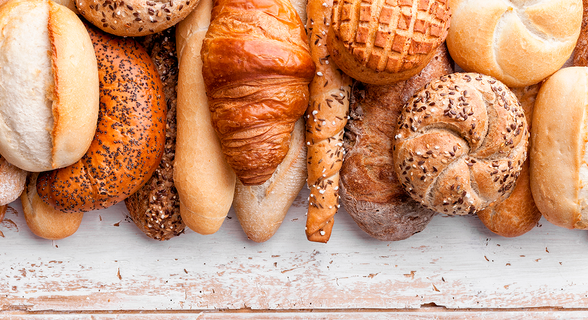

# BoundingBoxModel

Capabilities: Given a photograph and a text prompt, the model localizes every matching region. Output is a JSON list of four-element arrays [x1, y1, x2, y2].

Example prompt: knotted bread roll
[[393, 73, 528, 216], [328, 0, 451, 85]]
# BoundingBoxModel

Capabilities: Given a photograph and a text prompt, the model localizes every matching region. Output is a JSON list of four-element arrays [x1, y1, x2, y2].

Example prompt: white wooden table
[[2, 186, 588, 319]]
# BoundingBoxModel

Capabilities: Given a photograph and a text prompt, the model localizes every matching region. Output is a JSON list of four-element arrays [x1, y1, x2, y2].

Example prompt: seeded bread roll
[[393, 73, 529, 216], [328, 0, 451, 85], [76, 0, 200, 37], [447, 0, 582, 87], [37, 24, 166, 213], [340, 45, 451, 241], [125, 27, 184, 241], [0, 0, 99, 172]]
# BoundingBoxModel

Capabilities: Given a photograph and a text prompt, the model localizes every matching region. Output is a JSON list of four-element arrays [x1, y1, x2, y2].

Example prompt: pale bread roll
[[0, 0, 98, 172], [174, 0, 236, 235], [0, 155, 25, 206], [530, 67, 588, 229], [447, 0, 582, 87]]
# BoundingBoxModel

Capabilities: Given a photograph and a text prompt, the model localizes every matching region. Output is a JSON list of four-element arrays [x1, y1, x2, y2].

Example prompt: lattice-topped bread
[[328, 0, 451, 84]]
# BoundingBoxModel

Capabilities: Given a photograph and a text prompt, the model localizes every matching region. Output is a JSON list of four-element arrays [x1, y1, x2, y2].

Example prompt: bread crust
[[0, 155, 26, 206]]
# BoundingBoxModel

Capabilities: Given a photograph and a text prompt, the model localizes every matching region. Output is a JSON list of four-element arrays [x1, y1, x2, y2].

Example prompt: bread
[[340, 45, 452, 241], [573, 0, 588, 66], [22, 173, 84, 240], [304, 0, 352, 243], [173, 0, 236, 235], [328, 0, 451, 85], [476, 84, 542, 237], [447, 0, 582, 87], [201, 0, 315, 186], [393, 73, 528, 216], [0, 155, 26, 206], [530, 67, 588, 229], [76, 0, 200, 37], [37, 24, 166, 213], [233, 119, 307, 243], [0, 0, 99, 172], [125, 28, 185, 241]]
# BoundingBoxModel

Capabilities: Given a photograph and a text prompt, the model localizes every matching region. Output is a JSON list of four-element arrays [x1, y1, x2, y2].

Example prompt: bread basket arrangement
[[1, 0, 587, 245]]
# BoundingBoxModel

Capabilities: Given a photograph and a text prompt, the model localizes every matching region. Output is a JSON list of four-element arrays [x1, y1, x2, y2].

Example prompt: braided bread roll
[[201, 0, 315, 186], [393, 73, 528, 215], [304, 0, 351, 243]]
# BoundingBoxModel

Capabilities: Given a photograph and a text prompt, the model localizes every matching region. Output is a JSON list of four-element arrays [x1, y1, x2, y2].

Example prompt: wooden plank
[[1, 186, 588, 311]]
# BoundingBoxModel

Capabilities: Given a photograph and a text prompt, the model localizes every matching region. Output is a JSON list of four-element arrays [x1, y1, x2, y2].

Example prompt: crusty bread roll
[[447, 0, 582, 87], [37, 24, 166, 213], [76, 0, 200, 37], [22, 173, 83, 240], [304, 0, 352, 243], [340, 46, 452, 241], [573, 0, 588, 66], [0, 0, 99, 172], [0, 155, 26, 206], [476, 84, 542, 237], [530, 67, 588, 229], [328, 0, 451, 85], [201, 0, 315, 186], [393, 73, 529, 216], [233, 119, 307, 243], [174, 0, 236, 235]]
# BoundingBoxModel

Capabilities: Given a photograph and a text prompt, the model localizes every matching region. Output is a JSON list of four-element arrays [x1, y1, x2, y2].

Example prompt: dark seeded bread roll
[[125, 27, 185, 241]]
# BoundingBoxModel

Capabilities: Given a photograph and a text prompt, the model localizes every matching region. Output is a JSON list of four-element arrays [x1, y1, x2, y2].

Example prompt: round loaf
[[0, 155, 26, 205], [447, 0, 582, 88], [530, 67, 588, 229], [0, 0, 99, 172], [37, 24, 166, 213], [392, 73, 528, 216], [76, 0, 200, 37], [328, 0, 451, 85]]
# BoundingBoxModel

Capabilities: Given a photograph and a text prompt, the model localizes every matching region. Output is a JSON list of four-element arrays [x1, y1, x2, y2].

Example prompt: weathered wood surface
[[1, 186, 588, 314]]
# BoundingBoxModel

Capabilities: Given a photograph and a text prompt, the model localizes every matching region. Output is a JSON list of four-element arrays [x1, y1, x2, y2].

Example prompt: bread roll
[[76, 0, 200, 37], [233, 119, 307, 243], [173, 0, 236, 235], [447, 0, 582, 87], [22, 173, 83, 240], [340, 45, 451, 241], [328, 0, 451, 85], [573, 0, 588, 66], [393, 73, 528, 216], [0, 0, 99, 172], [476, 84, 542, 237], [201, 0, 315, 186], [530, 67, 588, 229], [37, 24, 166, 213], [0, 155, 26, 206]]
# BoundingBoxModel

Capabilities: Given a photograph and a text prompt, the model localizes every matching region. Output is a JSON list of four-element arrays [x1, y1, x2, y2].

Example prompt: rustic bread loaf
[[0, 0, 99, 172], [530, 67, 588, 229], [37, 24, 166, 213], [328, 0, 451, 85], [340, 45, 451, 241], [476, 84, 542, 237], [393, 73, 529, 216], [76, 0, 200, 37], [201, 0, 315, 186], [125, 27, 185, 241], [447, 0, 582, 87]]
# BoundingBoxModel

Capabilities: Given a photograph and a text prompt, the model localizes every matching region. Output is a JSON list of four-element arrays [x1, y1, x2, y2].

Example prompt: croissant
[[201, 0, 316, 185]]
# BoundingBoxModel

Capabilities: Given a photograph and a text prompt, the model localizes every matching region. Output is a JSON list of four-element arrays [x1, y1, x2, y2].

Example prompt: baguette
[[174, 0, 236, 235], [304, 0, 352, 243]]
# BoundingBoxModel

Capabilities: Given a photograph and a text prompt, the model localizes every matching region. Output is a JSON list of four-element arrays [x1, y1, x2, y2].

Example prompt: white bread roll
[[447, 0, 582, 88], [0, 0, 99, 172], [174, 0, 236, 235], [530, 67, 588, 229]]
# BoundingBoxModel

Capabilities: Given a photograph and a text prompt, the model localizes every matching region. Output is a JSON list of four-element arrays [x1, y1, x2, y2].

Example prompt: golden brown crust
[[393, 73, 528, 216], [476, 84, 542, 237], [328, 0, 451, 85], [573, 0, 588, 66], [201, 0, 315, 185], [37, 24, 166, 213], [76, 0, 200, 37], [304, 0, 352, 243], [340, 45, 452, 241]]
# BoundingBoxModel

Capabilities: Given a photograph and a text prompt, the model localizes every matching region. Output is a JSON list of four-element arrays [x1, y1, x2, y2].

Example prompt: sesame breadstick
[[305, 0, 351, 243]]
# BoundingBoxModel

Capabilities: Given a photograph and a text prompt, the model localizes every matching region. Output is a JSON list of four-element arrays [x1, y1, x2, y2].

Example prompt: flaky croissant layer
[[202, 0, 315, 185]]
